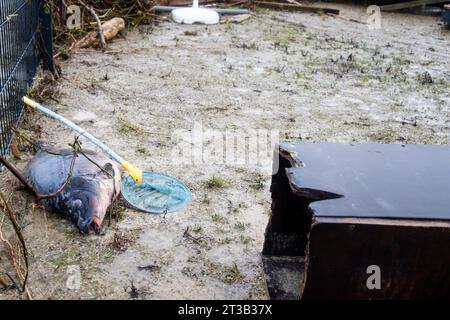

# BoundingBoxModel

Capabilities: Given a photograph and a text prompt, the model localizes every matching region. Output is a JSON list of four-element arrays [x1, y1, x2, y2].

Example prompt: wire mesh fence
[[0, 0, 53, 160]]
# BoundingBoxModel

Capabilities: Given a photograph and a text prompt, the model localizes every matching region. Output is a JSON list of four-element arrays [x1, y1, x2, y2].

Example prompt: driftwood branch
[[0, 192, 31, 299], [0, 275, 9, 288], [326, 13, 366, 25], [0, 272, 20, 292], [78, 0, 107, 51], [0, 156, 40, 199]]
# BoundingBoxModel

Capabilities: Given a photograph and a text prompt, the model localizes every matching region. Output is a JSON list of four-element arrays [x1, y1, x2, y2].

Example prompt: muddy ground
[[1, 2, 449, 299]]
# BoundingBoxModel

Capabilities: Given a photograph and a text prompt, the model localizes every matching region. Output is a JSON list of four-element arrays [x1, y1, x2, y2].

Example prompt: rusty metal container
[[263, 142, 450, 300]]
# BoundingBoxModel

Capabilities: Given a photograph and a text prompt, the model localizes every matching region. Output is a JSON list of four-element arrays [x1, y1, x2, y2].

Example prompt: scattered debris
[[182, 226, 211, 247], [111, 231, 132, 252], [181, 266, 198, 279], [418, 71, 433, 84], [204, 260, 243, 284], [394, 118, 418, 127], [52, 0, 156, 59], [137, 264, 161, 272], [126, 281, 141, 299], [183, 30, 198, 36], [250, 177, 265, 191], [26, 70, 59, 102]]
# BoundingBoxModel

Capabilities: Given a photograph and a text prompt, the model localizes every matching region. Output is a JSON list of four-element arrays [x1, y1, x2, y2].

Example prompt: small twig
[[0, 272, 19, 290], [326, 13, 366, 25], [78, 150, 114, 180], [53, 41, 77, 59], [182, 227, 210, 245], [79, 0, 107, 51], [137, 265, 161, 272], [394, 118, 417, 127], [11, 129, 38, 152], [223, 0, 249, 7]]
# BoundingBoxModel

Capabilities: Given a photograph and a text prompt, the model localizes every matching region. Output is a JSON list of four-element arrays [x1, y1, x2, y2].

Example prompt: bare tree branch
[[0, 192, 31, 299], [78, 0, 107, 51]]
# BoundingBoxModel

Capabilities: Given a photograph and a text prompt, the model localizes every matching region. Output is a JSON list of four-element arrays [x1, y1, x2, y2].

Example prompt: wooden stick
[[0, 275, 9, 288], [252, 1, 340, 14], [0, 156, 40, 199], [78, 0, 107, 51], [326, 12, 366, 25], [53, 40, 76, 59], [380, 0, 446, 11], [224, 0, 249, 8]]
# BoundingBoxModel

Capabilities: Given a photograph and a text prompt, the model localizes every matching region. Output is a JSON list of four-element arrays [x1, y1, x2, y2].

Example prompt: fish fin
[[33, 140, 53, 153], [102, 163, 116, 178]]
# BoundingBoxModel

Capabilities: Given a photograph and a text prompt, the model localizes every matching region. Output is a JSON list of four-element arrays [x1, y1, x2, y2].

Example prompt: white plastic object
[[171, 0, 220, 25]]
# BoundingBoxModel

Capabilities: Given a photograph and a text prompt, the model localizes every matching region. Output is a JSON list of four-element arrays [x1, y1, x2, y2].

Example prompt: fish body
[[24, 148, 121, 234]]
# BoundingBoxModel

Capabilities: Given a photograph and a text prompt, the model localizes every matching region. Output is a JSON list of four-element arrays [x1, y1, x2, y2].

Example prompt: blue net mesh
[[122, 172, 191, 213]]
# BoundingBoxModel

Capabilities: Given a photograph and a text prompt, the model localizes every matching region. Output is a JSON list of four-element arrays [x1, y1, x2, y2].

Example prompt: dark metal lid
[[280, 142, 450, 220]]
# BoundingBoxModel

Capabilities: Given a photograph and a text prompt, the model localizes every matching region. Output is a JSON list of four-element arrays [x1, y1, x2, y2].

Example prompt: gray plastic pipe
[[152, 6, 251, 15]]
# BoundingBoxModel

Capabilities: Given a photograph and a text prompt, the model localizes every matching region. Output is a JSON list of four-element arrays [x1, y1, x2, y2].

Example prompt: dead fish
[[24, 147, 121, 234]]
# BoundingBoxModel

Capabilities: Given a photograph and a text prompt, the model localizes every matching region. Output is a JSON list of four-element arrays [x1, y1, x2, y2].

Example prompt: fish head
[[67, 174, 119, 234], [68, 192, 106, 234]]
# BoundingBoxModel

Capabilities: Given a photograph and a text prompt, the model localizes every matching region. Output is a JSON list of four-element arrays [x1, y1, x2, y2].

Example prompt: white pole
[[22, 97, 125, 164]]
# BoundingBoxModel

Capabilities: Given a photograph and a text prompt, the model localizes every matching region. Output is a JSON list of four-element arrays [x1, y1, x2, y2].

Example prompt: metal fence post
[[39, 0, 55, 74]]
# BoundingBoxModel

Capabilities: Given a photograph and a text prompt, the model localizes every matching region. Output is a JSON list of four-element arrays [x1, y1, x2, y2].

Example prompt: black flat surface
[[280, 142, 450, 220]]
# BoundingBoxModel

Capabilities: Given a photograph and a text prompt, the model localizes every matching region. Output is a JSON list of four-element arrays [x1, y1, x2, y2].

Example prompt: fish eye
[[72, 199, 82, 209]]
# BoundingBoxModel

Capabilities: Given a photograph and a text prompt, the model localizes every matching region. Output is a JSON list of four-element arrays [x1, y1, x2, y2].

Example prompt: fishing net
[[122, 172, 191, 214]]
